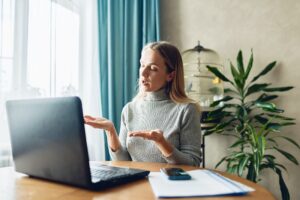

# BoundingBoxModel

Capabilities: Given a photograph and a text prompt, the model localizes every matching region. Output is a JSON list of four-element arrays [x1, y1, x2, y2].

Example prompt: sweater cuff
[[161, 147, 179, 164], [108, 148, 118, 161], [109, 146, 131, 161], [162, 147, 202, 166]]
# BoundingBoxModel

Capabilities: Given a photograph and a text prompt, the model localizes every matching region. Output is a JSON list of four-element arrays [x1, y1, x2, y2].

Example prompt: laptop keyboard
[[90, 165, 133, 182]]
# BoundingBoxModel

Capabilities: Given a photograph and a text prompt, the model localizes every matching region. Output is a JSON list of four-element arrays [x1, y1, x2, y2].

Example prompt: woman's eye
[[150, 65, 158, 71], [140, 64, 158, 71]]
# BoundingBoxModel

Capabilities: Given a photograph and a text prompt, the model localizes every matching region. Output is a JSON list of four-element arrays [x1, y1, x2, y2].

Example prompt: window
[[0, 0, 82, 167], [27, 0, 79, 97]]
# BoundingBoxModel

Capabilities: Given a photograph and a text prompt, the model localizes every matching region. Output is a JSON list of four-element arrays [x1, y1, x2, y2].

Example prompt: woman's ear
[[167, 71, 175, 82]]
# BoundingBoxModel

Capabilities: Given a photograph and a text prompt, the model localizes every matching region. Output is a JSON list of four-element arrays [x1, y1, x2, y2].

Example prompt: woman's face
[[139, 48, 174, 92]]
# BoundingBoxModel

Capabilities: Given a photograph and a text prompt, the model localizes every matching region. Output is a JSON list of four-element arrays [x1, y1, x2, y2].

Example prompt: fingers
[[129, 130, 149, 135], [84, 115, 95, 120], [84, 115, 107, 123], [85, 120, 106, 128], [129, 129, 162, 136], [84, 115, 95, 123], [129, 131, 150, 139], [84, 116, 114, 132], [129, 130, 163, 141], [84, 115, 103, 127], [84, 121, 98, 128]]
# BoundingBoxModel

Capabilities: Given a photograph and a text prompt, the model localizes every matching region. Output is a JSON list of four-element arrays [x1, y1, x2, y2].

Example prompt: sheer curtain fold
[[78, 0, 104, 161], [98, 0, 160, 160], [13, 0, 29, 90]]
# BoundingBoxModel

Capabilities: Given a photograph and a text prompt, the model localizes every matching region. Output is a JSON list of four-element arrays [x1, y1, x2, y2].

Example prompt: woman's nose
[[140, 66, 148, 77]]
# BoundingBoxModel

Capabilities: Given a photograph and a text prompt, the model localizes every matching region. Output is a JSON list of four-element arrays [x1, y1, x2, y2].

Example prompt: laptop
[[6, 96, 149, 190]]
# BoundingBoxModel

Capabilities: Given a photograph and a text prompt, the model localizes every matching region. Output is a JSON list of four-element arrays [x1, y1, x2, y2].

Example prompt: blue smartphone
[[160, 168, 191, 180]]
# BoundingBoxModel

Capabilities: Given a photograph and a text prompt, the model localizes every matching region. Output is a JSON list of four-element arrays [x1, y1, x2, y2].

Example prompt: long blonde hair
[[135, 41, 201, 112]]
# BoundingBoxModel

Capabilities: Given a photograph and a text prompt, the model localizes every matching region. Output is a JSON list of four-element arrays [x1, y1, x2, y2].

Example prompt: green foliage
[[205, 50, 298, 200]]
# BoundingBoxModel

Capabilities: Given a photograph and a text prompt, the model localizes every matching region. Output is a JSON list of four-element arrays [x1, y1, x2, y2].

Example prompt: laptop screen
[[6, 97, 92, 187]]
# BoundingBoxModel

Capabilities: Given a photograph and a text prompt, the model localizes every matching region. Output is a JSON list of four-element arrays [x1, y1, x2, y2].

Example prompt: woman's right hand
[[84, 115, 120, 152], [84, 115, 114, 132]]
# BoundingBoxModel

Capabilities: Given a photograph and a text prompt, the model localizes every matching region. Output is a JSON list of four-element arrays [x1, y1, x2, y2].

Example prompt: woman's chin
[[142, 88, 151, 92], [141, 86, 153, 92]]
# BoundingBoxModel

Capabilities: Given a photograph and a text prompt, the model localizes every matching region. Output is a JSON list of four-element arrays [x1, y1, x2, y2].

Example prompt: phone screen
[[160, 168, 191, 180]]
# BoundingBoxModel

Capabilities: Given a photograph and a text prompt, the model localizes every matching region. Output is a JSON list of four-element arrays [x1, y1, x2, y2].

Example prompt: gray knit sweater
[[109, 89, 202, 166]]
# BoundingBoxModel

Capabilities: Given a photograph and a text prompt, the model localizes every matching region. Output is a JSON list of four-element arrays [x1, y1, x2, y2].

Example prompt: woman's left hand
[[129, 129, 173, 157], [129, 129, 165, 143]]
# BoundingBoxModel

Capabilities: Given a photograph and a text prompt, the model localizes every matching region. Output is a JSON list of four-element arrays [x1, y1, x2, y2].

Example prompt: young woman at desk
[[84, 41, 202, 166]]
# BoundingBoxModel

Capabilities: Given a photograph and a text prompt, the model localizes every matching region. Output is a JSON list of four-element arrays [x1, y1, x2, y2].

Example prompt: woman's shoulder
[[176, 102, 200, 112], [122, 101, 132, 112], [121, 100, 139, 114]]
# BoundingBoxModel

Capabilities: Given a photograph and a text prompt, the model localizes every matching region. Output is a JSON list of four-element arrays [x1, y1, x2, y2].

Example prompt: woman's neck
[[144, 88, 169, 101]]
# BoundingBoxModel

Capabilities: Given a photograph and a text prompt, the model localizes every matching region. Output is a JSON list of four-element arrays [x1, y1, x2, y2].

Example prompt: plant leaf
[[237, 50, 245, 76], [215, 156, 228, 169], [224, 88, 239, 95], [230, 62, 243, 89], [238, 155, 249, 176], [274, 147, 299, 165], [203, 129, 218, 136], [262, 107, 284, 113], [257, 135, 266, 157], [246, 160, 257, 182], [274, 168, 290, 200], [256, 93, 278, 102], [231, 164, 239, 174], [229, 139, 247, 149], [266, 138, 278, 146], [264, 154, 276, 161], [206, 111, 232, 121], [254, 152, 260, 177], [227, 166, 235, 174], [251, 61, 276, 83], [255, 102, 276, 109], [246, 83, 270, 97], [214, 118, 236, 130], [206, 105, 229, 118], [266, 123, 281, 131], [263, 86, 294, 92], [273, 136, 300, 149], [207, 65, 234, 84], [266, 114, 295, 121], [274, 163, 288, 172], [229, 152, 246, 159], [254, 115, 269, 124], [244, 49, 253, 80], [236, 105, 248, 121], [280, 122, 296, 126], [210, 96, 233, 107]]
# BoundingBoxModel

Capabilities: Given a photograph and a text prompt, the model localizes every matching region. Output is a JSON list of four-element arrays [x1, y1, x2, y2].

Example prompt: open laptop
[[6, 96, 149, 190]]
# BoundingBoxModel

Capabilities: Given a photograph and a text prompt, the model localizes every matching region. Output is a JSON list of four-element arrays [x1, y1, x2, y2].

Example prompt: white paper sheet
[[148, 169, 254, 198]]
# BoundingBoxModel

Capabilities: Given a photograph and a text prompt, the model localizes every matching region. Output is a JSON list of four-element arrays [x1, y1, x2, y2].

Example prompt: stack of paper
[[148, 169, 254, 198]]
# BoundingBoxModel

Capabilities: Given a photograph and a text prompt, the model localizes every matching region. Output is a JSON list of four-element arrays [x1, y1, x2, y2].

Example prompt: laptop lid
[[6, 96, 94, 188]]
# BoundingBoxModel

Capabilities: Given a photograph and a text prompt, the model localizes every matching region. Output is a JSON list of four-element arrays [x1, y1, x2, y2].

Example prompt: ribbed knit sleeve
[[109, 106, 132, 161], [163, 104, 202, 166]]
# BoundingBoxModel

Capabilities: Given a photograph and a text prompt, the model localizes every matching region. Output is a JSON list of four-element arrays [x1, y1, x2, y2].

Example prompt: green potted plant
[[204, 50, 299, 200]]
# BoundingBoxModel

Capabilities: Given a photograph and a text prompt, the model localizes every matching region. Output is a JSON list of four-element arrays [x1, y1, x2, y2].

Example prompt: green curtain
[[97, 0, 160, 160]]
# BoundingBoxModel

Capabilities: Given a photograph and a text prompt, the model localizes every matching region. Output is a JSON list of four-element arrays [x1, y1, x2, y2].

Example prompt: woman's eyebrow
[[140, 61, 158, 66]]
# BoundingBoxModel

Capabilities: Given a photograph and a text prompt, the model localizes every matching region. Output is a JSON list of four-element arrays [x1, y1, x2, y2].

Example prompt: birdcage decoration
[[182, 42, 224, 111]]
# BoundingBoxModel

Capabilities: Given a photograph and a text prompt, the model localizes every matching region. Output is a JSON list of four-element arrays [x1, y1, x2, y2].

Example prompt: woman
[[84, 41, 202, 166]]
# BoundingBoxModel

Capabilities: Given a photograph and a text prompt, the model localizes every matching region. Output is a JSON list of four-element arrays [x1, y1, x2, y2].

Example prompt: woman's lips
[[142, 80, 150, 85]]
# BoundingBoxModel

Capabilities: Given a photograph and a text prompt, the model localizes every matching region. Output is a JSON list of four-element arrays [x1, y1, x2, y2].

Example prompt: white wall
[[160, 0, 300, 199]]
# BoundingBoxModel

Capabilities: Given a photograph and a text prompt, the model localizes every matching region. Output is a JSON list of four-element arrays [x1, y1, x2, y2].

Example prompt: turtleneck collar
[[144, 88, 170, 101]]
